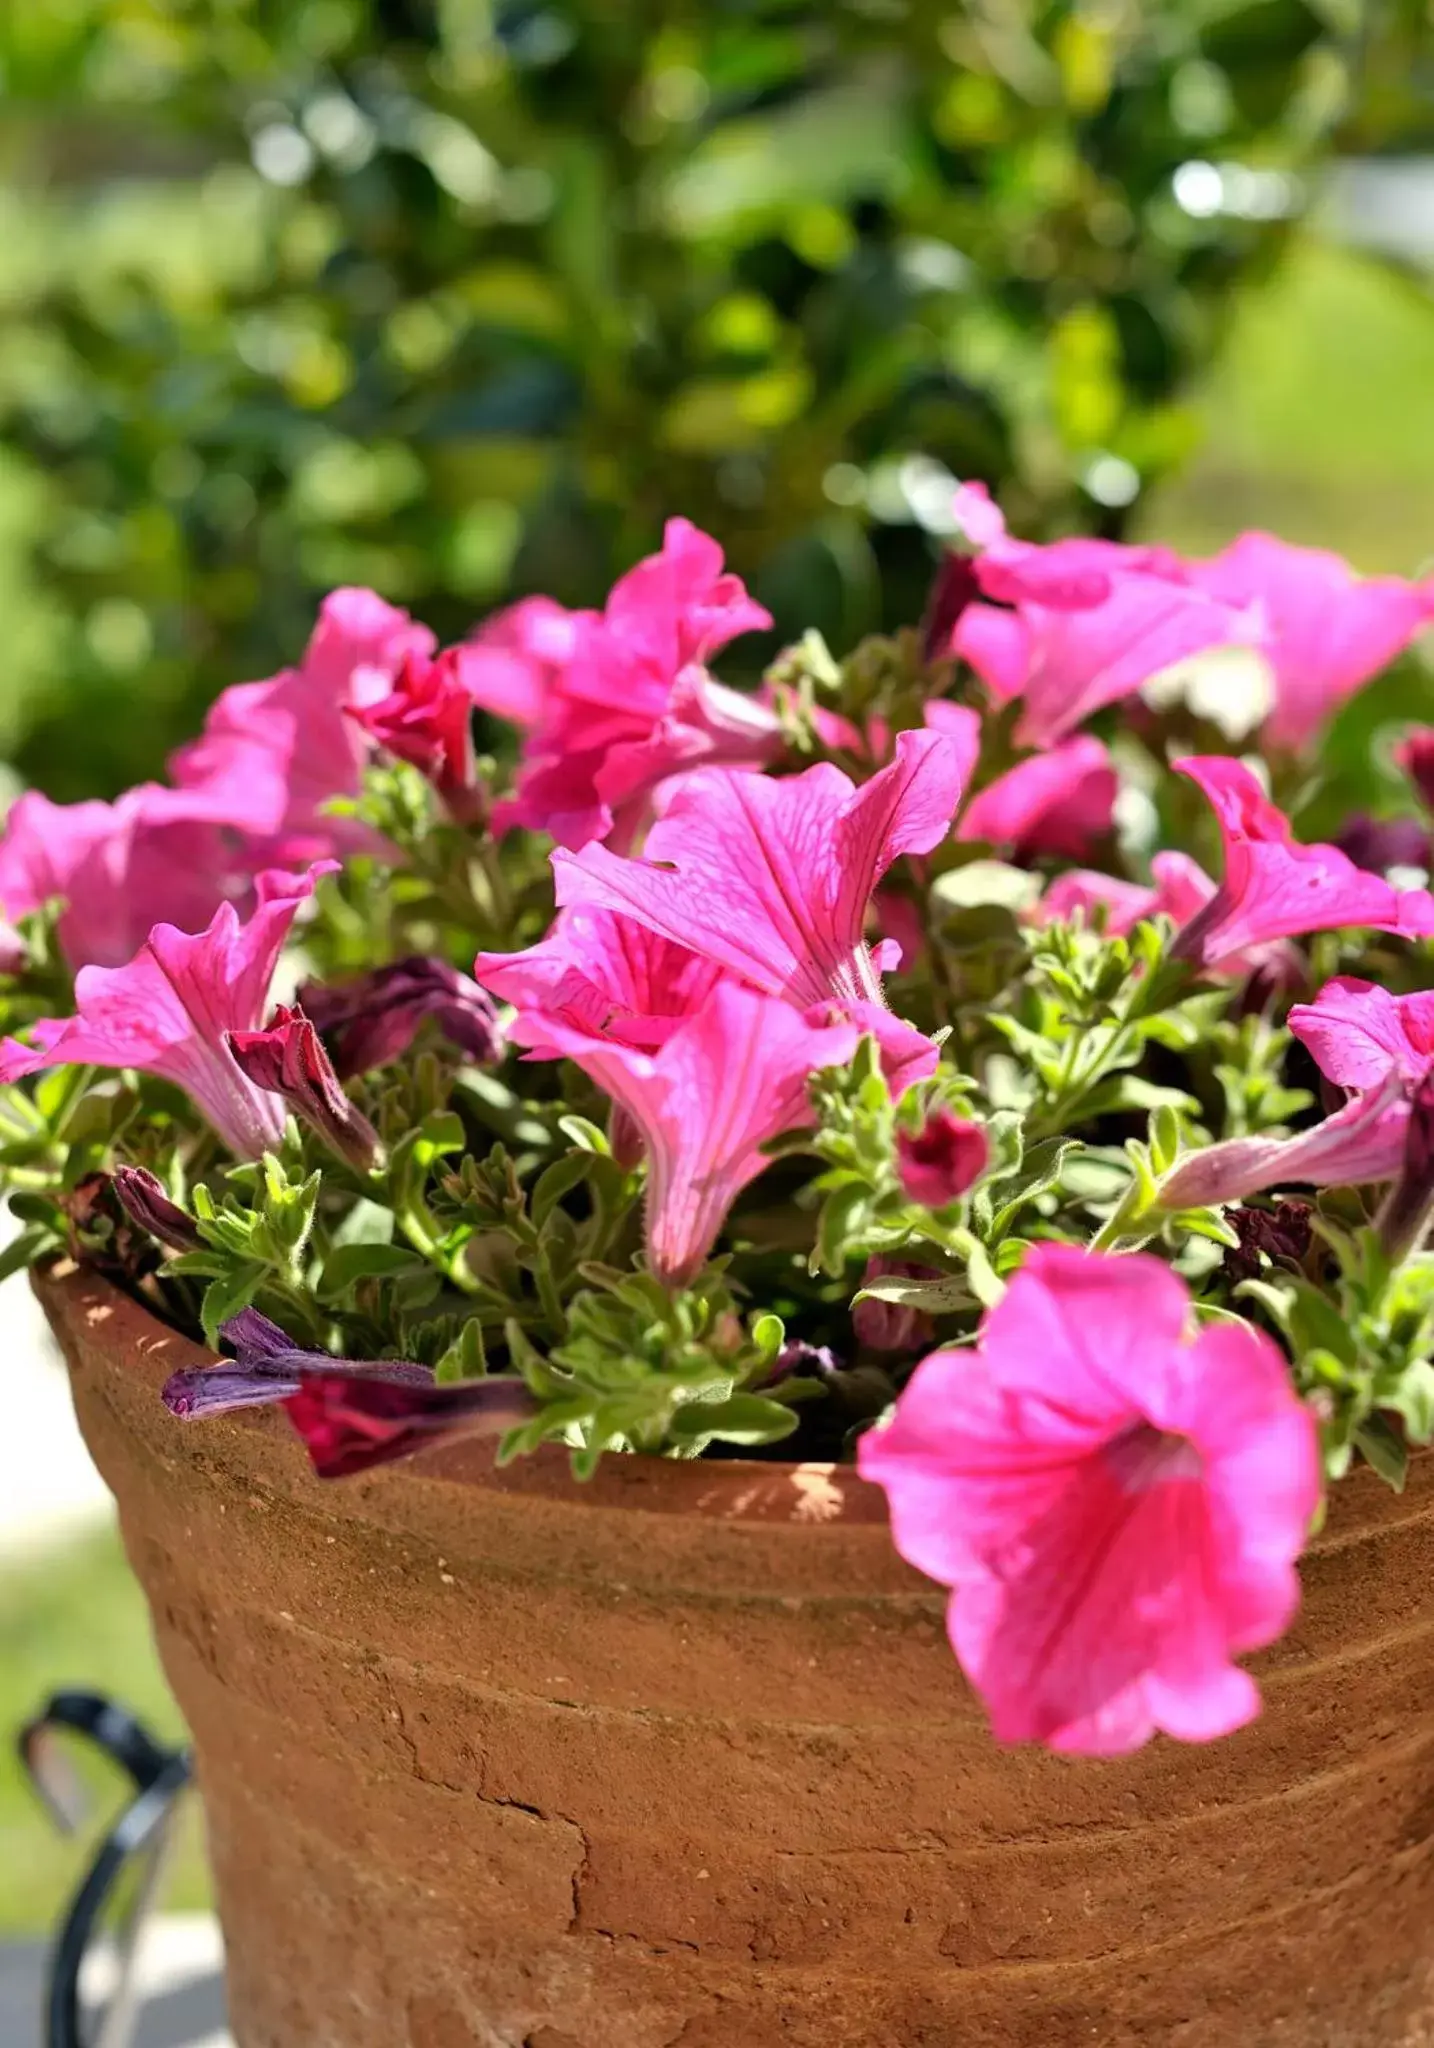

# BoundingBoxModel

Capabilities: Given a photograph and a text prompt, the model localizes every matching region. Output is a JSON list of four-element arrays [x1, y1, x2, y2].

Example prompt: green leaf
[[199, 1264, 267, 1350], [0, 1224, 55, 1285], [435, 1318, 489, 1384], [666, 1394, 801, 1449], [532, 1150, 595, 1230], [317, 1241, 427, 1303], [854, 1271, 972, 1313], [1355, 1413, 1409, 1493]]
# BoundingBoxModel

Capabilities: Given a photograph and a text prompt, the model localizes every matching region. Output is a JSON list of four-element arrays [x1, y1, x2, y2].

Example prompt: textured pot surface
[[39, 1260, 1434, 2048]]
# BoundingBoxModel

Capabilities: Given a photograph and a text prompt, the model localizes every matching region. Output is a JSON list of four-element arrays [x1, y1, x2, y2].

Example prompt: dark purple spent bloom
[[162, 1309, 433, 1419], [922, 552, 983, 663], [1334, 813, 1431, 877], [1223, 1200, 1315, 1285], [283, 1374, 535, 1478], [227, 1004, 379, 1169], [112, 1166, 203, 1254], [764, 1339, 841, 1385], [299, 957, 505, 1079]]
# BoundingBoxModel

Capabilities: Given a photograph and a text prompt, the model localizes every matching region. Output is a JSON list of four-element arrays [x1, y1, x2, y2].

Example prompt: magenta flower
[[1288, 975, 1434, 1091], [228, 1004, 380, 1169], [461, 596, 583, 730], [1158, 974, 1431, 1211], [476, 907, 726, 1054], [957, 736, 1117, 862], [945, 484, 1256, 748], [896, 1109, 990, 1207], [0, 865, 334, 1158], [858, 1244, 1319, 1754], [0, 787, 250, 971], [553, 729, 966, 1012], [298, 957, 503, 1079], [168, 588, 434, 861], [1171, 757, 1434, 969], [348, 647, 483, 823], [513, 980, 858, 1285], [494, 520, 775, 849], [1192, 532, 1434, 750]]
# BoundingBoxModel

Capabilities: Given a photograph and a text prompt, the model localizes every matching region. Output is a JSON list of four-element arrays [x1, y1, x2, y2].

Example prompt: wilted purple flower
[[227, 1003, 380, 1170], [112, 1166, 203, 1254], [1222, 1200, 1315, 1286], [299, 957, 505, 1078], [1335, 814, 1430, 876], [162, 1308, 533, 1478]]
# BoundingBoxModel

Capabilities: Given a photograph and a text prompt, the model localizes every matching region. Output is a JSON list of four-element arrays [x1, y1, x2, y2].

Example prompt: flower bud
[[112, 1165, 203, 1254], [299, 957, 504, 1079], [1398, 730, 1434, 817], [0, 917, 26, 977], [349, 648, 484, 825], [896, 1109, 989, 1209], [922, 551, 982, 663], [227, 1005, 380, 1171]]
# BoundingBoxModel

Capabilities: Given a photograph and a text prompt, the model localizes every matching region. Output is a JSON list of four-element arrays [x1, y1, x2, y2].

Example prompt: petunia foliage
[[5, 495, 1434, 1756]]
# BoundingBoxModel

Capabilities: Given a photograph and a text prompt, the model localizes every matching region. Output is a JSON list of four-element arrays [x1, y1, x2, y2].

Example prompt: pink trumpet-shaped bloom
[[957, 736, 1117, 861], [476, 907, 726, 1054], [946, 484, 1256, 748], [512, 981, 858, 1285], [858, 1244, 1319, 1754], [461, 596, 584, 730], [1159, 974, 1434, 1210], [0, 787, 250, 971], [552, 728, 966, 1012], [168, 588, 434, 860], [1171, 757, 1434, 968], [1288, 976, 1434, 1091], [0, 865, 335, 1157], [494, 520, 776, 849], [1191, 533, 1434, 751]]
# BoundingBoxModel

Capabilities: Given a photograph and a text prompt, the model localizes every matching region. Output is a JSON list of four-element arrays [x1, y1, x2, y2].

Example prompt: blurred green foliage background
[[3, 0, 1433, 802]]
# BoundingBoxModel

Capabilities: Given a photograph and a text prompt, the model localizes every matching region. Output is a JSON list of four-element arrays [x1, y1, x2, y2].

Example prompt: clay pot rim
[[36, 1258, 894, 1527]]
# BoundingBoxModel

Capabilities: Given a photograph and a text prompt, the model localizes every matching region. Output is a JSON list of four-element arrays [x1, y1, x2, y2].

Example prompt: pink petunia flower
[[493, 520, 776, 849], [347, 647, 484, 825], [511, 980, 858, 1285], [167, 588, 434, 861], [0, 865, 335, 1157], [0, 787, 252, 971], [1191, 532, 1434, 751], [1033, 851, 1214, 939], [476, 907, 726, 1054], [1158, 974, 1434, 1211], [957, 736, 1117, 862], [1171, 757, 1434, 969], [461, 596, 584, 730], [858, 1244, 1319, 1754], [552, 728, 966, 1013], [944, 484, 1257, 748]]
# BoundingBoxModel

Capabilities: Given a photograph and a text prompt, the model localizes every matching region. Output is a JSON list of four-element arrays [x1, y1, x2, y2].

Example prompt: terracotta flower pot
[[39, 1260, 1434, 2047]]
